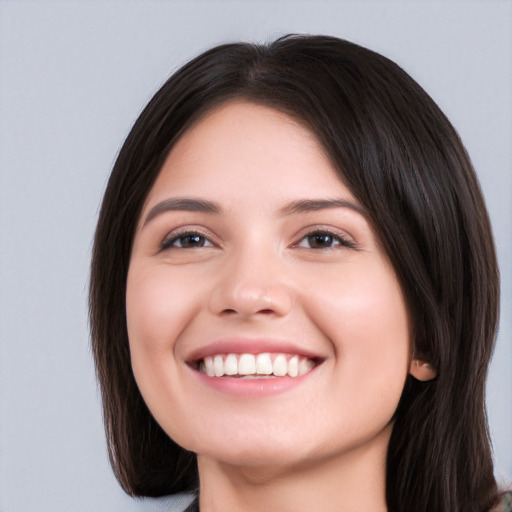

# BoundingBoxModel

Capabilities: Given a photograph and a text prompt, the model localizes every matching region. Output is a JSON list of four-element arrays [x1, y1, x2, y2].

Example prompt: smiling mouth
[[193, 353, 318, 378]]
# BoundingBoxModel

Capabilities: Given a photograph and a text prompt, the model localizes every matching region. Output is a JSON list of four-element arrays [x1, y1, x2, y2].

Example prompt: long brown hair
[[90, 35, 500, 511]]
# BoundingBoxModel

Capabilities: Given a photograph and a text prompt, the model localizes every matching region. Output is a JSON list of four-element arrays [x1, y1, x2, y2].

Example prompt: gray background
[[0, 1, 510, 511]]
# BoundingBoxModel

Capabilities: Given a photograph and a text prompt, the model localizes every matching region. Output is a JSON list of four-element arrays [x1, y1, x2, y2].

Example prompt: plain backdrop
[[0, 1, 511, 511]]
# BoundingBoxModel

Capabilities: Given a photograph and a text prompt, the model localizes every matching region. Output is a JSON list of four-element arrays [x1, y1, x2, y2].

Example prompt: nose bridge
[[208, 235, 293, 317]]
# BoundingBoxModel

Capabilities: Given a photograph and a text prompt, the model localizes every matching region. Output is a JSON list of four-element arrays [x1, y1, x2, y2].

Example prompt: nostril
[[211, 284, 294, 318], [222, 308, 275, 315]]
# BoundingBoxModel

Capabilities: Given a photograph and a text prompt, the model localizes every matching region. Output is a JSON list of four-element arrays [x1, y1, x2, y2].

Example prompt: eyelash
[[161, 230, 214, 250], [160, 228, 357, 251], [295, 230, 357, 250]]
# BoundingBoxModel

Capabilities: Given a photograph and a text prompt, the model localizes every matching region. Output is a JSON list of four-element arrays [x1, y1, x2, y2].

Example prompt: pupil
[[311, 234, 332, 248], [184, 235, 202, 247]]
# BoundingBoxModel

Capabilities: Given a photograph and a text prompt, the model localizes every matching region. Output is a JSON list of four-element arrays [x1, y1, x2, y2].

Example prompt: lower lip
[[192, 368, 315, 396]]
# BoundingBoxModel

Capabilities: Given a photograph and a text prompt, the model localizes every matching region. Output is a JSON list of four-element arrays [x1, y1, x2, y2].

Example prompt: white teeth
[[213, 355, 224, 377], [198, 352, 317, 378], [204, 356, 214, 377], [224, 354, 238, 375], [272, 354, 287, 376], [298, 358, 314, 376], [238, 354, 256, 375], [256, 353, 273, 375], [287, 355, 299, 377]]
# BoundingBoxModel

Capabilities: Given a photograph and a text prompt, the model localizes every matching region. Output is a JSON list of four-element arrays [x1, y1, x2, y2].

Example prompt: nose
[[207, 246, 294, 319]]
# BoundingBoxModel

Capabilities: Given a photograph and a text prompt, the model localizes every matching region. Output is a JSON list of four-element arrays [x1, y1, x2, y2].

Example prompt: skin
[[126, 101, 433, 512]]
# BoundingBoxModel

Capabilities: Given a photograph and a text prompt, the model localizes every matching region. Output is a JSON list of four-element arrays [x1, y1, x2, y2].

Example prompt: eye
[[161, 231, 214, 250], [296, 230, 357, 250]]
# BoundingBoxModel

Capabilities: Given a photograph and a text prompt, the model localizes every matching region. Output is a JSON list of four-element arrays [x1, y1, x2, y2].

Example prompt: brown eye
[[162, 232, 213, 250], [296, 230, 357, 250], [307, 233, 337, 248]]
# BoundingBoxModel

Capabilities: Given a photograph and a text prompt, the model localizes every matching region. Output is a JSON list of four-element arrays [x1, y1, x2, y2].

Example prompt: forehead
[[145, 100, 356, 206]]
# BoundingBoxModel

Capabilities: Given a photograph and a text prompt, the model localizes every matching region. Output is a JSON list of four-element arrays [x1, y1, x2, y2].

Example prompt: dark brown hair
[[90, 35, 500, 512]]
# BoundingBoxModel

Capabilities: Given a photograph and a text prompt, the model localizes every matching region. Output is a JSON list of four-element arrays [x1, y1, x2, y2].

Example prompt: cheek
[[126, 265, 200, 347], [127, 269, 173, 350], [125, 264, 213, 446], [302, 259, 411, 395], [125, 265, 199, 395]]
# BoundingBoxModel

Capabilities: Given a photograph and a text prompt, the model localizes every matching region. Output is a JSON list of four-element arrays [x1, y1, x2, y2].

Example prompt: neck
[[196, 424, 391, 512]]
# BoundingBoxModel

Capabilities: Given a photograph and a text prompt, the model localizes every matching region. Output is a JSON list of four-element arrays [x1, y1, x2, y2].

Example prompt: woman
[[90, 35, 510, 511]]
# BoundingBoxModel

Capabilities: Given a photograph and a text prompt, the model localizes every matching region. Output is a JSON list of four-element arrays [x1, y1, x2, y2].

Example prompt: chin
[[197, 442, 317, 473], [178, 419, 317, 468]]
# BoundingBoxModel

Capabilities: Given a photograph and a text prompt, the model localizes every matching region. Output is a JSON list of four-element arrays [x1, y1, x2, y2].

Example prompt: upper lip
[[186, 338, 324, 363]]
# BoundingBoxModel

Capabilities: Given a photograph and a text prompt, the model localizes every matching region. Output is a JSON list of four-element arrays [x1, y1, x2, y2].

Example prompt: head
[[90, 35, 499, 511]]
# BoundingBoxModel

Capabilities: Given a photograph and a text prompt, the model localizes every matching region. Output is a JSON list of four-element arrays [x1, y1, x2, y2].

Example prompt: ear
[[409, 359, 437, 381]]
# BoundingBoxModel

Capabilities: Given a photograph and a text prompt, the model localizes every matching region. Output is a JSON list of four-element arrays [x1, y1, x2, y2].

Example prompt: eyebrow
[[142, 196, 368, 228], [278, 198, 368, 218], [142, 198, 221, 227]]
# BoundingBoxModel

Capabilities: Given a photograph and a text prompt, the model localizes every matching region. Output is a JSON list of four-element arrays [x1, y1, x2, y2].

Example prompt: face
[[126, 101, 411, 470]]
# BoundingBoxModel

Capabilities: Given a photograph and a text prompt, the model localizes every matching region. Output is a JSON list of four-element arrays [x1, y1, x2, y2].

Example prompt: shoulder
[[490, 491, 512, 512]]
